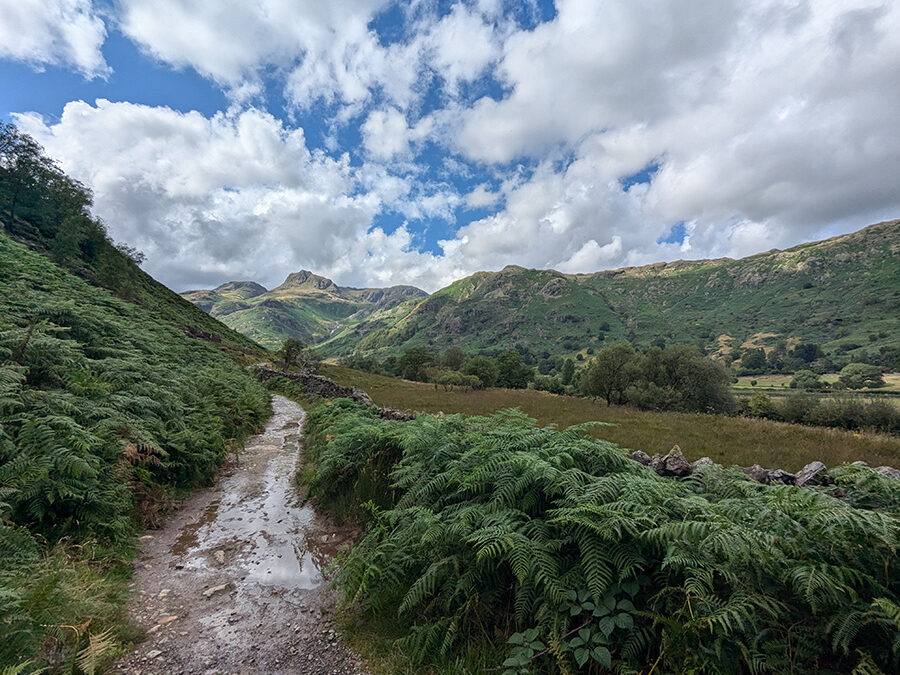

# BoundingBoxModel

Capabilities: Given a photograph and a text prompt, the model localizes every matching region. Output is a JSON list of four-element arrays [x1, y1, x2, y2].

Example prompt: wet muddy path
[[115, 396, 367, 675]]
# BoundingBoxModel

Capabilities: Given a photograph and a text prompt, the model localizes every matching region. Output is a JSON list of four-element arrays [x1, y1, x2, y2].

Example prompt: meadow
[[322, 365, 900, 471]]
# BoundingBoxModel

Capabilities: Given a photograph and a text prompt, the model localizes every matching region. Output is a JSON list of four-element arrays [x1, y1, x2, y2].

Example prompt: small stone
[[146, 650, 162, 659], [653, 448, 693, 477], [203, 583, 230, 598], [691, 457, 714, 470], [215, 550, 225, 564]]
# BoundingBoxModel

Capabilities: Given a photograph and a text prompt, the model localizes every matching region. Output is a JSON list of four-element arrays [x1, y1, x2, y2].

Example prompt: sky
[[1, 0, 899, 293]]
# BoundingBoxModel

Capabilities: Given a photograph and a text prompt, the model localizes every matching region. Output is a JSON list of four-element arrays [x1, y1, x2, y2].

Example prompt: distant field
[[322, 365, 900, 471], [734, 373, 900, 392]]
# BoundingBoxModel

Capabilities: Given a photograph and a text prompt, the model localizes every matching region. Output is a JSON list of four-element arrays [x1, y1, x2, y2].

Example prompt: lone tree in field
[[579, 342, 637, 406]]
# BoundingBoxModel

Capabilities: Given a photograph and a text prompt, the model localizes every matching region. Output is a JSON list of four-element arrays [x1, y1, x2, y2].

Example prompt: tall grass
[[323, 365, 900, 471]]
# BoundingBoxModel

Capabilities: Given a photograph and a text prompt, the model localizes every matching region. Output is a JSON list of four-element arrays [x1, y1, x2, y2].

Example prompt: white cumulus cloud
[[0, 0, 109, 77]]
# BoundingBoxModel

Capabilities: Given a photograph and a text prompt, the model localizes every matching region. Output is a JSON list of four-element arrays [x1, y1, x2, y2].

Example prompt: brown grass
[[323, 365, 900, 472]]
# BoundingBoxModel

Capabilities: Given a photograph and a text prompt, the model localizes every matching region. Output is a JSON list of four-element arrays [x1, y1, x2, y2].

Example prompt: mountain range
[[183, 219, 900, 361], [181, 271, 426, 348]]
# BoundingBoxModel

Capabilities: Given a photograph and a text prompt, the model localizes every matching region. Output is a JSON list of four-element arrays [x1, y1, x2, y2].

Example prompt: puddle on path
[[115, 395, 366, 674]]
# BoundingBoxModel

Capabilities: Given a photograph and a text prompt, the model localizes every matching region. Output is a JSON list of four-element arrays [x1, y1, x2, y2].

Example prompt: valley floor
[[114, 396, 367, 675], [324, 365, 900, 471]]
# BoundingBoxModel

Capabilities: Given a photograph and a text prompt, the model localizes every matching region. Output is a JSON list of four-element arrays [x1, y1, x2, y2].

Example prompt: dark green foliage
[[463, 356, 500, 388], [440, 346, 466, 371], [579, 342, 638, 406], [791, 369, 824, 390], [305, 403, 900, 673], [840, 363, 885, 390], [739, 347, 767, 373], [764, 394, 900, 434], [496, 349, 533, 389], [399, 347, 437, 381], [0, 233, 270, 665], [278, 337, 319, 372]]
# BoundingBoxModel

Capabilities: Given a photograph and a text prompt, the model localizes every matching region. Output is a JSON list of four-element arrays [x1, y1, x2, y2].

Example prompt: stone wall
[[252, 364, 416, 421], [626, 446, 899, 487]]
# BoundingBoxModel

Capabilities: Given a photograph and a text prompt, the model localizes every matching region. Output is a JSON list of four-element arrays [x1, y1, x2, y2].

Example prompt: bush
[[305, 403, 900, 674]]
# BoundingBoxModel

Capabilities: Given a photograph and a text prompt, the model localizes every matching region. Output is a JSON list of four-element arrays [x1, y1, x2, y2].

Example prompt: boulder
[[691, 457, 715, 470], [743, 464, 771, 484], [795, 461, 829, 487], [627, 450, 653, 466], [769, 469, 796, 485], [874, 465, 900, 479], [653, 449, 693, 477]]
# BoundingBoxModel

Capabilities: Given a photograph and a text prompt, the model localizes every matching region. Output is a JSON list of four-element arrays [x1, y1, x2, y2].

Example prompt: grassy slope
[[320, 219, 900, 360], [0, 229, 271, 668], [322, 365, 900, 471]]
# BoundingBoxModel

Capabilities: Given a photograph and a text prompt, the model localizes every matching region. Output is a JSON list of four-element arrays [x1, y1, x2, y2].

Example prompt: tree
[[745, 392, 777, 419], [790, 369, 823, 390], [279, 337, 318, 372], [579, 343, 637, 406], [496, 349, 532, 389], [740, 347, 767, 372], [440, 346, 466, 371], [560, 358, 575, 386], [839, 363, 884, 389], [399, 347, 435, 381], [463, 356, 499, 388], [637, 344, 735, 414], [791, 342, 823, 364]]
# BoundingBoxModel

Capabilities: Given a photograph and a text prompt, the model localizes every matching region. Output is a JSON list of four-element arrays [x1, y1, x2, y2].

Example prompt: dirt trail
[[115, 395, 367, 675]]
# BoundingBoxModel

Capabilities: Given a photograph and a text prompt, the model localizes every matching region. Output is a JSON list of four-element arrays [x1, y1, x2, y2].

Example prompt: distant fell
[[317, 219, 900, 361], [182, 270, 427, 349]]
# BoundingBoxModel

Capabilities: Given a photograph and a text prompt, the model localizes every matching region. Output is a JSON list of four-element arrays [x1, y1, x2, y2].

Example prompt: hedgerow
[[304, 401, 900, 674]]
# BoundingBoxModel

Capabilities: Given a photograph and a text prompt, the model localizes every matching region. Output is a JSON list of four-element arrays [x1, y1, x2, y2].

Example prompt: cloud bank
[[7, 0, 900, 291]]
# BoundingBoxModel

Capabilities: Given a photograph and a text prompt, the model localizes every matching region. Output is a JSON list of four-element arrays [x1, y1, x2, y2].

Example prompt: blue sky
[[2, 0, 899, 291]]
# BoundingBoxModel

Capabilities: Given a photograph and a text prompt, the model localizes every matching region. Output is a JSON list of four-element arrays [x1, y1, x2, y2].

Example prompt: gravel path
[[115, 395, 368, 675]]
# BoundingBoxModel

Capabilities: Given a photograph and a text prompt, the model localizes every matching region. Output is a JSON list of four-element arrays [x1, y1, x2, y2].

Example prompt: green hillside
[[0, 124, 271, 667], [318, 220, 900, 362], [181, 270, 426, 348]]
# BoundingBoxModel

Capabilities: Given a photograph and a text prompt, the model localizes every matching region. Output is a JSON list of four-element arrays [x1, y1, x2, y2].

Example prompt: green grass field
[[322, 365, 900, 471]]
